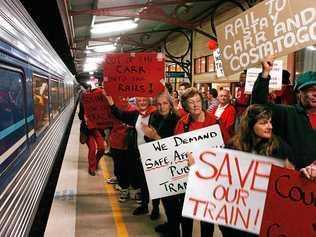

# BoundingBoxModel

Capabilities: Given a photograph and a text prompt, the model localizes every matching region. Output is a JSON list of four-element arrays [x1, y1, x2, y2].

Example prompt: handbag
[[80, 132, 88, 144], [79, 121, 89, 144]]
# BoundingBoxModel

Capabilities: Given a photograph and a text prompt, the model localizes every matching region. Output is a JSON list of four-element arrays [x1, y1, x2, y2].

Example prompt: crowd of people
[[78, 55, 316, 237]]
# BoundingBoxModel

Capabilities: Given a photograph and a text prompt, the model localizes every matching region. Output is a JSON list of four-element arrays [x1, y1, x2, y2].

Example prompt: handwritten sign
[[216, 0, 316, 76], [138, 125, 224, 199], [103, 52, 165, 97], [82, 88, 112, 129], [245, 60, 283, 94], [259, 166, 316, 237], [213, 48, 225, 78], [182, 148, 284, 234]]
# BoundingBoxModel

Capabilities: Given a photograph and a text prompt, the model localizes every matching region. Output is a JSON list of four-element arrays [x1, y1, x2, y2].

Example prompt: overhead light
[[83, 63, 98, 72], [134, 18, 140, 23], [307, 45, 316, 51], [91, 19, 138, 34], [89, 71, 94, 75], [85, 56, 104, 63], [86, 44, 116, 53]]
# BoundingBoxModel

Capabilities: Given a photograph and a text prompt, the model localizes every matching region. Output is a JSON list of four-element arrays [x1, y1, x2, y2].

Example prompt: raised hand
[[261, 54, 275, 79]]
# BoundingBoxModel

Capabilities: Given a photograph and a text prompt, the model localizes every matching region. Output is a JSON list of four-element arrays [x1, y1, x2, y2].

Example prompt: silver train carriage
[[0, 0, 78, 236]]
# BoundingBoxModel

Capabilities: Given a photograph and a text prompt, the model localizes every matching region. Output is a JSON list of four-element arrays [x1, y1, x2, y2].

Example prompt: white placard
[[138, 125, 224, 199], [182, 148, 284, 234], [245, 60, 283, 94], [213, 48, 225, 78]]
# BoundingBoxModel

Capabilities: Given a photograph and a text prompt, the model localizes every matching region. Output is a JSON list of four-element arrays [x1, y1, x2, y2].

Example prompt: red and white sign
[[259, 166, 316, 237], [82, 88, 112, 129], [103, 52, 165, 98], [182, 148, 284, 234]]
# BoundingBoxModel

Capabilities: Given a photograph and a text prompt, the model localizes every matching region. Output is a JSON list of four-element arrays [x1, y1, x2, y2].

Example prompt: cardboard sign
[[182, 148, 284, 234], [82, 88, 113, 129], [245, 60, 283, 94], [213, 48, 225, 78], [216, 0, 316, 76], [103, 52, 165, 97], [138, 125, 224, 199], [259, 166, 316, 237]]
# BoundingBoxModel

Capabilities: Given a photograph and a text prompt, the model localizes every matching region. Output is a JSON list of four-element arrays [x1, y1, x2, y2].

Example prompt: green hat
[[294, 71, 316, 91]]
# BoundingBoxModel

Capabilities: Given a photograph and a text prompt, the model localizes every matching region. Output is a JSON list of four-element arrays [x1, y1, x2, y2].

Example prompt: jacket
[[251, 73, 316, 169]]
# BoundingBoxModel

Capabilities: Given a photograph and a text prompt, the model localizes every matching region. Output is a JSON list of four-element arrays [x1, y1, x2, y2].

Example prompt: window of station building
[[50, 79, 59, 119], [0, 66, 26, 153], [32, 74, 49, 133], [295, 45, 316, 75], [206, 55, 215, 72], [194, 58, 202, 74]]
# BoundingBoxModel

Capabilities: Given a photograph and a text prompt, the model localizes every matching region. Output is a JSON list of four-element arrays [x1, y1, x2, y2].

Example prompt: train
[[0, 0, 78, 235]]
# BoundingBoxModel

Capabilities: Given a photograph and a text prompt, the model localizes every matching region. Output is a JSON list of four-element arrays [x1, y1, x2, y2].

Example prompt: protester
[[107, 96, 137, 202], [174, 87, 218, 237], [219, 104, 294, 237], [141, 92, 180, 236], [78, 86, 106, 176], [234, 70, 250, 130], [252, 55, 316, 180], [105, 95, 156, 215], [274, 70, 297, 105], [206, 88, 219, 113], [172, 90, 180, 109], [175, 82, 190, 117], [212, 89, 236, 141]]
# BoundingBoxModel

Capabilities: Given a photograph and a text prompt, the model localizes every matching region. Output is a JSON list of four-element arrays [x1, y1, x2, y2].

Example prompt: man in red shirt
[[212, 89, 236, 141]]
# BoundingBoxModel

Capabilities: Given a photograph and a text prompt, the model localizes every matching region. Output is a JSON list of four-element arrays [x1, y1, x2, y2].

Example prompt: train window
[[32, 74, 49, 133], [50, 79, 59, 118], [0, 66, 26, 157], [59, 81, 64, 107]]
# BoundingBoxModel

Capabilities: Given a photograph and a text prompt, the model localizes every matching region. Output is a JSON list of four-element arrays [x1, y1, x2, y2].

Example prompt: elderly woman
[[141, 92, 180, 235], [105, 95, 156, 215], [174, 87, 219, 237]]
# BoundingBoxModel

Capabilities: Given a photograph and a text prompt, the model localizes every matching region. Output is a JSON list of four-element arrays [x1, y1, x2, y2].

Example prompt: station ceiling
[[20, 0, 258, 81]]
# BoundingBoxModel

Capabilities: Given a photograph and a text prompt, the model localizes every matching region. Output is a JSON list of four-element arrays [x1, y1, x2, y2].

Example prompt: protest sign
[[138, 125, 224, 199], [213, 48, 225, 78], [182, 148, 284, 234], [216, 0, 316, 76], [82, 88, 112, 129], [103, 52, 165, 98], [259, 166, 316, 237], [245, 60, 283, 94]]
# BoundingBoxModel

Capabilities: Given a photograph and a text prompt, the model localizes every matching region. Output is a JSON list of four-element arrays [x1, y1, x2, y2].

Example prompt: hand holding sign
[[105, 95, 114, 106], [141, 123, 160, 140], [261, 54, 275, 79], [300, 161, 316, 181]]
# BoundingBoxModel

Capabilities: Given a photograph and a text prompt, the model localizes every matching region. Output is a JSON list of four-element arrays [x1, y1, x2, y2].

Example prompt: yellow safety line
[[99, 158, 129, 237]]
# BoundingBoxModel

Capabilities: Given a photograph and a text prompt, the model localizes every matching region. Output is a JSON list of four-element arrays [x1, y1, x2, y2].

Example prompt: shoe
[[155, 222, 169, 233], [114, 184, 122, 191], [119, 189, 129, 202], [107, 176, 118, 184], [150, 208, 160, 220], [88, 170, 96, 176], [135, 192, 142, 204], [132, 205, 149, 215]]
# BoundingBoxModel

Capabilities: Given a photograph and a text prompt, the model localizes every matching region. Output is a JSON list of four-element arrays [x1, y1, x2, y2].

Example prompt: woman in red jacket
[[174, 87, 218, 237]]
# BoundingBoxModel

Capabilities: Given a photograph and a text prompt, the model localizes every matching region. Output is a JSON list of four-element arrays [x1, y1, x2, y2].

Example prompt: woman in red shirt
[[174, 87, 218, 237]]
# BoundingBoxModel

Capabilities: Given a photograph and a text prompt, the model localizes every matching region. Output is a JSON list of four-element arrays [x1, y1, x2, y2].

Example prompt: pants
[[219, 226, 258, 237], [110, 148, 130, 189], [179, 194, 214, 237], [86, 129, 105, 172]]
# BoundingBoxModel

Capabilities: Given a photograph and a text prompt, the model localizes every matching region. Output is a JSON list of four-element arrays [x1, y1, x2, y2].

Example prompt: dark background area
[[20, 0, 76, 75]]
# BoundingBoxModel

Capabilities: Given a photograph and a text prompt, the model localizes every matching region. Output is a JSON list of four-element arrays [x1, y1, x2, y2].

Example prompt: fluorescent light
[[89, 71, 94, 75], [86, 44, 116, 53], [85, 56, 104, 63], [83, 63, 98, 72], [307, 46, 316, 51], [91, 19, 137, 34]]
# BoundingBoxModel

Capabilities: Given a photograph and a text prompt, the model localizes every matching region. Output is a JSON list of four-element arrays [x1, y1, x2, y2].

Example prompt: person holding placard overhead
[[105, 95, 156, 215], [252, 55, 316, 181], [174, 87, 223, 237]]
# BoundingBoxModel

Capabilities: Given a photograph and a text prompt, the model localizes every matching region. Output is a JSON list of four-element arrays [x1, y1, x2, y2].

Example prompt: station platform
[[44, 106, 223, 237]]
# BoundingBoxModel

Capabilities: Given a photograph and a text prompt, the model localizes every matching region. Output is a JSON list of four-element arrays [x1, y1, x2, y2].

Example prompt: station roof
[[20, 0, 255, 81]]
